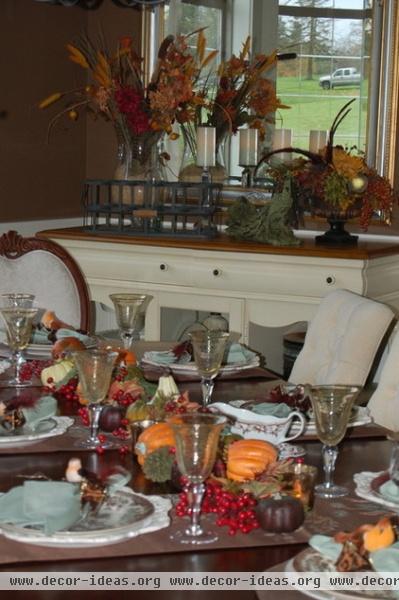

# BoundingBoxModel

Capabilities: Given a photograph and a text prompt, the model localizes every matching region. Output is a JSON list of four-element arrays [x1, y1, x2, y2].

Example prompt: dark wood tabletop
[[0, 374, 392, 600]]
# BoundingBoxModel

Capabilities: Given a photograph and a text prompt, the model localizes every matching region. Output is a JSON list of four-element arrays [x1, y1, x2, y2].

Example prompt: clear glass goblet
[[167, 412, 226, 544], [1, 293, 35, 308], [308, 384, 361, 498], [0, 305, 38, 387], [109, 293, 153, 350], [189, 330, 230, 406], [72, 349, 118, 448]]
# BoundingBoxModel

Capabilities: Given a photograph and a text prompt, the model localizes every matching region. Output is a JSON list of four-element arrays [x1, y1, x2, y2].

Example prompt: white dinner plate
[[354, 470, 399, 512], [0, 338, 97, 360], [0, 416, 73, 448], [141, 355, 260, 375], [283, 550, 397, 600], [0, 490, 171, 547]]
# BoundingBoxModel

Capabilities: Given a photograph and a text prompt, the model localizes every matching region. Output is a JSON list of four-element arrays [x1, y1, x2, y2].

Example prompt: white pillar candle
[[309, 130, 328, 154], [272, 128, 292, 163], [239, 128, 259, 166], [196, 126, 216, 167]]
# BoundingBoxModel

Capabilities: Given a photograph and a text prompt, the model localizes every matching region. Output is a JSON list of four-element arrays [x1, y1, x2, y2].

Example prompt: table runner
[[0, 420, 386, 455], [0, 483, 390, 567]]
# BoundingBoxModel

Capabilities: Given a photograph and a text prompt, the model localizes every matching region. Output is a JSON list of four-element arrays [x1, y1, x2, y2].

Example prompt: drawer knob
[[160, 263, 168, 271], [326, 276, 335, 285], [213, 268, 221, 277]]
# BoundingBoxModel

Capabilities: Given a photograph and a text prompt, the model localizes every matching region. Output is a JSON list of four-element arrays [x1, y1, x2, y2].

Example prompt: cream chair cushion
[[368, 325, 399, 431], [289, 289, 394, 386], [0, 252, 81, 329]]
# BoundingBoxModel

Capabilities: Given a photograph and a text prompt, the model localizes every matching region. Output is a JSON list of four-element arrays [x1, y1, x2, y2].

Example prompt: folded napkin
[[0, 396, 57, 436], [251, 402, 293, 419], [143, 350, 191, 366], [144, 343, 258, 367], [0, 481, 81, 535], [31, 328, 90, 345], [224, 343, 258, 365], [22, 396, 57, 430], [379, 480, 399, 503], [309, 534, 399, 574]]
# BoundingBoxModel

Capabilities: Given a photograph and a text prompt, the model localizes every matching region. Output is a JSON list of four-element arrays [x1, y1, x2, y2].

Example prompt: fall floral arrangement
[[265, 99, 396, 230], [178, 34, 288, 169], [38, 29, 218, 169]]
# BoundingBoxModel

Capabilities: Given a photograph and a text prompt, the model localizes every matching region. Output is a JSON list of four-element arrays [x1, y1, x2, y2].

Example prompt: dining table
[[0, 350, 394, 600]]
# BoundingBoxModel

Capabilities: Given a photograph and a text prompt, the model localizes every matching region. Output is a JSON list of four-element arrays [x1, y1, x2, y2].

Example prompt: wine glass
[[167, 412, 226, 544], [1, 293, 35, 308], [0, 305, 38, 387], [189, 330, 230, 406], [72, 349, 118, 448], [109, 293, 153, 350], [389, 442, 399, 486], [308, 384, 361, 498]]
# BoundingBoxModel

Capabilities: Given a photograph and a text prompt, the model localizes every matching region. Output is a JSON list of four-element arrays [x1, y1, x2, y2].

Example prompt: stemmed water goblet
[[72, 349, 118, 448], [167, 412, 226, 544], [109, 293, 153, 350], [307, 384, 361, 498], [189, 330, 230, 406], [0, 298, 38, 387]]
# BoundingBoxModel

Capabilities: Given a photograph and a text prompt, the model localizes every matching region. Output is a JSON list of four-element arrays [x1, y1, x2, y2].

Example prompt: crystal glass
[[1, 293, 35, 308], [0, 305, 38, 387], [308, 385, 361, 498], [189, 330, 230, 406], [168, 413, 226, 544], [109, 294, 153, 350], [73, 349, 118, 448]]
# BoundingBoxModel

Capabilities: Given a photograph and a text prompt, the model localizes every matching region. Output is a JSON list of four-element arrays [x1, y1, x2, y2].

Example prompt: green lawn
[[275, 76, 369, 152]]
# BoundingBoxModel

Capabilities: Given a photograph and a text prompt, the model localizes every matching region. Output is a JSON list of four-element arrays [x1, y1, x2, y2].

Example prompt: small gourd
[[226, 439, 278, 482], [40, 358, 75, 386], [134, 422, 175, 466], [255, 494, 305, 533], [363, 517, 396, 552]]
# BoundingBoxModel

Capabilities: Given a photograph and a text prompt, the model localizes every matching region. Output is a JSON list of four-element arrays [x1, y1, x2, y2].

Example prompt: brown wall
[[0, 0, 141, 223]]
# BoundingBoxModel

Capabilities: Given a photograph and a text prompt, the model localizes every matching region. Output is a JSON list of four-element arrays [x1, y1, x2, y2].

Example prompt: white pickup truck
[[319, 68, 361, 90]]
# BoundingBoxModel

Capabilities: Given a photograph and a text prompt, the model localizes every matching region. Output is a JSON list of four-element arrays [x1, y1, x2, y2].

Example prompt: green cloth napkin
[[22, 396, 57, 430], [379, 480, 399, 503], [31, 328, 90, 345], [309, 534, 399, 576], [0, 481, 81, 535], [0, 396, 57, 436], [225, 343, 257, 365], [251, 402, 293, 418]]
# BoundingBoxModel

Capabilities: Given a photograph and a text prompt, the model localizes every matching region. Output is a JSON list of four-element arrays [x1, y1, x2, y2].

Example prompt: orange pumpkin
[[363, 517, 396, 552], [134, 422, 175, 466], [226, 439, 278, 482]]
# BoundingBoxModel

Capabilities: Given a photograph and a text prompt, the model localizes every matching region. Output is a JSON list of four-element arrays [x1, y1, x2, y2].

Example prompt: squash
[[363, 517, 396, 552], [255, 495, 305, 533], [40, 358, 75, 386], [226, 439, 278, 482], [134, 422, 175, 466]]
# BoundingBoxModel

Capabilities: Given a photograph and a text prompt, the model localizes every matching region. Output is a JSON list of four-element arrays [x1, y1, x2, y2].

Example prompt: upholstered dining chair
[[288, 289, 394, 387], [0, 230, 91, 331], [368, 325, 399, 431]]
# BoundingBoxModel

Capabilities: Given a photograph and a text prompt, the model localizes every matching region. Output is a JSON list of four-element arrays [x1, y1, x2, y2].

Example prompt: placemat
[[0, 487, 390, 567]]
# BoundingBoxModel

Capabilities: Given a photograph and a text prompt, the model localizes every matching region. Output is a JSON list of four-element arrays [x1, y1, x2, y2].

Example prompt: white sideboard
[[38, 229, 399, 371]]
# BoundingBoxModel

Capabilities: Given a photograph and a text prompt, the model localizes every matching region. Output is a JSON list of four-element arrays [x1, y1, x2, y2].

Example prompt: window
[[155, 0, 398, 193]]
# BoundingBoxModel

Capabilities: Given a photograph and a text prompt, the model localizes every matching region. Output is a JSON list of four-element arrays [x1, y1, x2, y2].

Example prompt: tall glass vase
[[113, 128, 163, 205]]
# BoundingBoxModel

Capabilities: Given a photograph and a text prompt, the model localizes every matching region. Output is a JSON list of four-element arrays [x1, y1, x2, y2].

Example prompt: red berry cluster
[[19, 360, 52, 382], [47, 377, 79, 403], [175, 480, 260, 536]]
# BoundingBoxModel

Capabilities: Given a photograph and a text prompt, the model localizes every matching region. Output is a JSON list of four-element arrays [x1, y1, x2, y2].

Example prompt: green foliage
[[143, 446, 175, 483]]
